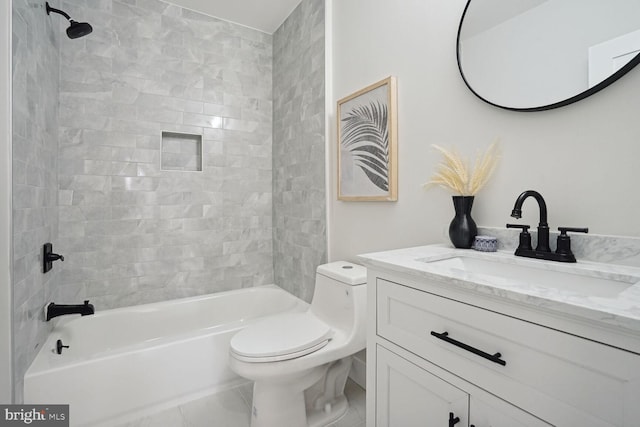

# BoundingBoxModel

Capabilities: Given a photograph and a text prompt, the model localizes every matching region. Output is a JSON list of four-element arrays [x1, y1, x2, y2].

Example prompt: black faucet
[[46, 300, 95, 321], [507, 190, 588, 263], [510, 190, 550, 252]]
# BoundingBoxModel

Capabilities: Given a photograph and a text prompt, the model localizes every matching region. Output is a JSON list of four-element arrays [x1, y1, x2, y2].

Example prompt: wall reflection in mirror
[[457, 0, 640, 111]]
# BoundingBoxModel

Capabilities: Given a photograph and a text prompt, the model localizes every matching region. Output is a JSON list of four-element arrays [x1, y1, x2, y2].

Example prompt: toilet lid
[[230, 313, 333, 361]]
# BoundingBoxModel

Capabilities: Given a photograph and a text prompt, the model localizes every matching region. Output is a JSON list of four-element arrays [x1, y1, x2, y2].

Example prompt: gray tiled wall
[[11, 0, 327, 402], [273, 0, 326, 302], [56, 0, 274, 308], [12, 0, 61, 402]]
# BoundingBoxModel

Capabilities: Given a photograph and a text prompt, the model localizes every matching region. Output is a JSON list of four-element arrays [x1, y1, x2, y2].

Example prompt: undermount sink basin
[[422, 255, 640, 298]]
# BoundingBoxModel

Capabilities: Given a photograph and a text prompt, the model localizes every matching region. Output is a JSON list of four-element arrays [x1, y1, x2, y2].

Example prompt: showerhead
[[66, 20, 93, 39], [46, 2, 93, 39]]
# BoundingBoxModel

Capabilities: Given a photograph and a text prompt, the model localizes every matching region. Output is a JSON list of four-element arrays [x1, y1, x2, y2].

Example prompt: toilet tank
[[310, 261, 367, 335]]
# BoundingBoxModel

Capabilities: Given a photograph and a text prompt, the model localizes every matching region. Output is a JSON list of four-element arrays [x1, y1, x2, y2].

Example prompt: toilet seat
[[230, 313, 333, 363]]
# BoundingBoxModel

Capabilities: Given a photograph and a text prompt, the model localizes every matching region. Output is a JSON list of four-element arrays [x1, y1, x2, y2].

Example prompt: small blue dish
[[472, 235, 497, 252]]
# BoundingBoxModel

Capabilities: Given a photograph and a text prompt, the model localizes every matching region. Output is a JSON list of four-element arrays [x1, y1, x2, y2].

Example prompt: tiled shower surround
[[273, 0, 327, 302], [56, 0, 274, 307], [11, 0, 328, 402], [12, 0, 61, 402]]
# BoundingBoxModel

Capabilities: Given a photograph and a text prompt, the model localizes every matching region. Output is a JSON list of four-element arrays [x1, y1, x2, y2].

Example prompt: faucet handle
[[506, 223, 532, 251], [506, 223, 530, 232], [556, 227, 588, 259], [558, 227, 589, 235]]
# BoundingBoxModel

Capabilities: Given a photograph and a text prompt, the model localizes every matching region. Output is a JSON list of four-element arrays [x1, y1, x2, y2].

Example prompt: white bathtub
[[24, 285, 308, 427]]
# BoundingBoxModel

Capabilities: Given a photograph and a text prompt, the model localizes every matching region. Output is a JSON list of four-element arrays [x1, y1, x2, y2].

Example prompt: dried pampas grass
[[423, 141, 500, 196]]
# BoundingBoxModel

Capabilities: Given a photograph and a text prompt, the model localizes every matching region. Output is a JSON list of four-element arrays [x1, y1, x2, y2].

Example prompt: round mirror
[[457, 0, 640, 111]]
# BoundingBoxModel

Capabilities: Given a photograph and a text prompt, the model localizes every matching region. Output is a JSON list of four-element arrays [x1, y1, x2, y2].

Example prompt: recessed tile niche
[[161, 131, 203, 172]]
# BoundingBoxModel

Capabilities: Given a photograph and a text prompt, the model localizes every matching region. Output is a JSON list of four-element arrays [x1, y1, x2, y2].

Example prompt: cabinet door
[[470, 395, 552, 427], [376, 345, 468, 427]]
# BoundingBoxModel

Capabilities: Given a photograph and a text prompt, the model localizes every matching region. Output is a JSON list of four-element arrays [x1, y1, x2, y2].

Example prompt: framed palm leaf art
[[337, 76, 398, 201]]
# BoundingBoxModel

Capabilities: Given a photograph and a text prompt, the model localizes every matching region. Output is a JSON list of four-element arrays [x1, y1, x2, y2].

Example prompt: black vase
[[449, 196, 477, 249]]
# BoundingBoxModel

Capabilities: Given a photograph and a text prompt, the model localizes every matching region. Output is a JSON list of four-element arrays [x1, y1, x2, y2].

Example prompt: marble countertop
[[358, 245, 640, 334]]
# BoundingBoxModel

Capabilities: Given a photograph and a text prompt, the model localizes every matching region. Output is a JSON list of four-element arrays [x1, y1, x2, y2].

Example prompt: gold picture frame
[[337, 76, 397, 201]]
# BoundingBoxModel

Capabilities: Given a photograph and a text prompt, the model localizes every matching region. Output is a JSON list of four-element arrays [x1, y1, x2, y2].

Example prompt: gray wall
[[12, 0, 60, 403], [329, 0, 640, 260], [56, 0, 274, 308], [273, 0, 326, 302]]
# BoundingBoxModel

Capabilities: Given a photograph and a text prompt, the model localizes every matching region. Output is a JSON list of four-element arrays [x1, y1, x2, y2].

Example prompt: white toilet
[[229, 261, 367, 427]]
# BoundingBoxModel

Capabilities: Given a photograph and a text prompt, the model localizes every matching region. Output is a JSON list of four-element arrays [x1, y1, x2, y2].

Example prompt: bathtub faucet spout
[[46, 300, 95, 321]]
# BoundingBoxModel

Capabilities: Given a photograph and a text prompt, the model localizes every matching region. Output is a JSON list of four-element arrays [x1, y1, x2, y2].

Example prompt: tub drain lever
[[56, 339, 69, 355]]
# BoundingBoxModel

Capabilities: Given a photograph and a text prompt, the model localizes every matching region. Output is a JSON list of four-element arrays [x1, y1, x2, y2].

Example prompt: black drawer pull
[[449, 412, 460, 426], [430, 331, 506, 366]]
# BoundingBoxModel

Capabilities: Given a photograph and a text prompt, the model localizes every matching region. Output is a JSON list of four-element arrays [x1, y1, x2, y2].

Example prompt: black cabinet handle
[[431, 331, 506, 366], [449, 412, 460, 426]]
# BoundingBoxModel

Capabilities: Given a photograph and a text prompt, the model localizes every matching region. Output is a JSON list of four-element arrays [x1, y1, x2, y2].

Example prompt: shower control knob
[[46, 253, 64, 262], [43, 243, 64, 273]]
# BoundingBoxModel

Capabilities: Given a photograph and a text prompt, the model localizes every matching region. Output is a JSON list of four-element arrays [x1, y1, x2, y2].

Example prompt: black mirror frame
[[456, 0, 640, 112]]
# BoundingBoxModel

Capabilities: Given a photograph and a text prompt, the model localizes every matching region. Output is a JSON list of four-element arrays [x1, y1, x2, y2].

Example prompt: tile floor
[[116, 379, 366, 427]]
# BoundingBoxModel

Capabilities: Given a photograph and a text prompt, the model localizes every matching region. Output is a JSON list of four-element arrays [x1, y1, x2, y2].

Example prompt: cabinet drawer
[[377, 278, 640, 426]]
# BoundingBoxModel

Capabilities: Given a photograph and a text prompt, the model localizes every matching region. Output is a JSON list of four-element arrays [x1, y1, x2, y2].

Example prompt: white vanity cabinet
[[366, 271, 640, 427]]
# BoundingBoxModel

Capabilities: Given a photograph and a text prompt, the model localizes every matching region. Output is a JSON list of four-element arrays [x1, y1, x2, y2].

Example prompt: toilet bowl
[[229, 261, 367, 427]]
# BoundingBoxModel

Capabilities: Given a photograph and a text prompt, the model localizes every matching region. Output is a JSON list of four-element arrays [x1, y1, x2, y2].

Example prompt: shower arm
[[46, 3, 72, 21]]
